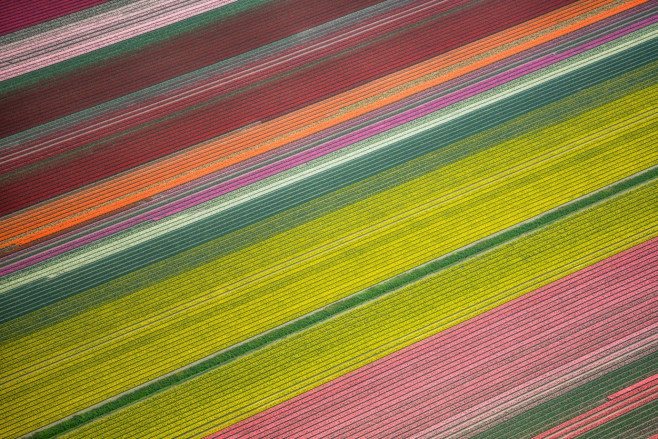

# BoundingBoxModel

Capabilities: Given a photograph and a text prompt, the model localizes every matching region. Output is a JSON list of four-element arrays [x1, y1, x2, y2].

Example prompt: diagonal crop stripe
[[0, 0, 655, 438]]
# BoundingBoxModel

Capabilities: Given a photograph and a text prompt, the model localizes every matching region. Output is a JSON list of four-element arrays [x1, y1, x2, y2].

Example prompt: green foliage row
[[2, 0, 274, 94], [473, 351, 658, 438]]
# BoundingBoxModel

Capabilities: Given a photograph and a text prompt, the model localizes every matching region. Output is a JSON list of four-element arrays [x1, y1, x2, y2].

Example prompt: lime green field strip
[[3, 81, 656, 367], [5, 58, 656, 343], [11, 59, 651, 342], [1, 97, 656, 422], [1, 86, 657, 437], [5, 24, 654, 299], [59, 173, 658, 438]]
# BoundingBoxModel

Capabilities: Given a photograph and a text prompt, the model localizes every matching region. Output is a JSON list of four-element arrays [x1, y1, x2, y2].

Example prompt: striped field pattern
[[0, 0, 657, 437]]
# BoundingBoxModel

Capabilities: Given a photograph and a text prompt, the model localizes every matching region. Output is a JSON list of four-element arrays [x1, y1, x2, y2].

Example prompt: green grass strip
[[474, 351, 658, 438], [0, 0, 274, 94], [27, 165, 658, 439], [579, 398, 658, 438]]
